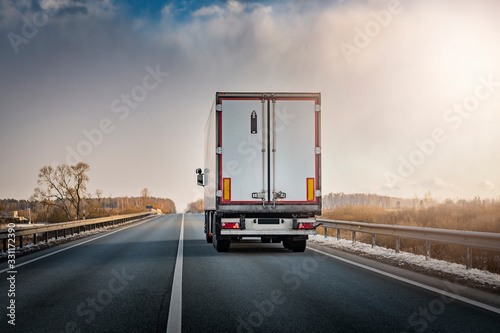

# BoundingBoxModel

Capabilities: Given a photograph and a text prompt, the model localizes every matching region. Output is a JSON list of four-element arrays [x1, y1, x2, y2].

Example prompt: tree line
[[0, 163, 176, 224], [186, 199, 203, 213], [322, 192, 438, 210]]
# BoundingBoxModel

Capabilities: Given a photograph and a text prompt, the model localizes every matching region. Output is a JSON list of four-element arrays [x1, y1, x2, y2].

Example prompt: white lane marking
[[167, 213, 184, 333], [308, 247, 500, 315], [0, 216, 160, 274]]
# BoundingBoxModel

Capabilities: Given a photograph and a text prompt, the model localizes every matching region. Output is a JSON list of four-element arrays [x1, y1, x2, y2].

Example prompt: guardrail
[[0, 212, 155, 252], [317, 219, 500, 270]]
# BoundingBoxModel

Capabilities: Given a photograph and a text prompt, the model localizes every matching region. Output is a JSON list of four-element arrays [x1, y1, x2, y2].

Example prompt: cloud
[[1, 0, 500, 208], [161, 4, 173, 17], [193, 5, 224, 17], [226, 0, 246, 14], [478, 180, 495, 191], [420, 177, 448, 190], [381, 181, 401, 192], [40, 0, 65, 11], [418, 178, 464, 195], [192, 1, 269, 18], [0, 0, 116, 27]]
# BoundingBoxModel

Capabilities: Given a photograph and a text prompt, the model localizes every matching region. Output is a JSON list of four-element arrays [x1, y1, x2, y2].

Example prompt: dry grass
[[319, 203, 500, 273]]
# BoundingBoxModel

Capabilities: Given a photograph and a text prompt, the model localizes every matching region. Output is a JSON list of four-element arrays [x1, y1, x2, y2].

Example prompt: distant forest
[[186, 199, 203, 213], [322, 192, 438, 210], [322, 192, 500, 210], [0, 196, 176, 224]]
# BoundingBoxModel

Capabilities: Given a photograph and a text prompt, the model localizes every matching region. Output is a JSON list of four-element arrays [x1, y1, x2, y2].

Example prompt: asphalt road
[[1, 214, 499, 332]]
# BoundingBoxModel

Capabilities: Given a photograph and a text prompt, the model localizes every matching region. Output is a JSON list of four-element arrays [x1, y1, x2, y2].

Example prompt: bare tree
[[33, 162, 91, 221], [95, 189, 103, 201], [66, 163, 90, 220], [86, 189, 104, 219], [141, 188, 151, 209], [33, 166, 72, 220]]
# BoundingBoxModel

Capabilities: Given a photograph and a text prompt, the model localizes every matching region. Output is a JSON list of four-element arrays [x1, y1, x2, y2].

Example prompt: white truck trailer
[[196, 92, 322, 252]]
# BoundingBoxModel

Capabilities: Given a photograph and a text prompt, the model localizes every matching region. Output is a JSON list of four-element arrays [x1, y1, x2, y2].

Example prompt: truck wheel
[[206, 232, 213, 243], [215, 239, 230, 252], [212, 214, 218, 250], [261, 237, 271, 243], [283, 239, 291, 249], [292, 240, 306, 252], [212, 214, 230, 252]]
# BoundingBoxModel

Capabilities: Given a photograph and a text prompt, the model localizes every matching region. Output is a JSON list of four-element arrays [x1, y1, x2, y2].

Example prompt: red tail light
[[298, 222, 314, 230], [221, 222, 239, 229]]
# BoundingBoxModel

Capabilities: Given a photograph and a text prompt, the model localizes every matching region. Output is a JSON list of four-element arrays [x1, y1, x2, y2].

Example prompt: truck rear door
[[272, 98, 318, 203], [219, 93, 320, 206]]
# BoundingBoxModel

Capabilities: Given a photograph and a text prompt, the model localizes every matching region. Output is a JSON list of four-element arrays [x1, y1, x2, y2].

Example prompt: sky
[[1, 0, 500, 212]]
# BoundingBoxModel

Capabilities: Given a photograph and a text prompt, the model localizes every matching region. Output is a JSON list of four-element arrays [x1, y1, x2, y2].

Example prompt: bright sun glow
[[440, 34, 495, 88]]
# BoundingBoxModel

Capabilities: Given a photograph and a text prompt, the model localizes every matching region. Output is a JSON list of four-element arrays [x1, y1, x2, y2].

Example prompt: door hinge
[[216, 147, 223, 154], [216, 190, 223, 197], [216, 104, 222, 111], [314, 147, 321, 154], [274, 191, 286, 199], [315, 104, 321, 112], [315, 190, 322, 197]]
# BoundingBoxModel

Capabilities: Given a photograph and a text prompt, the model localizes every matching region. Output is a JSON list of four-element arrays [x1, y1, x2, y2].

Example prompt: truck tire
[[291, 240, 306, 252], [213, 232, 230, 252], [283, 239, 291, 249], [215, 239, 230, 252], [212, 214, 230, 252]]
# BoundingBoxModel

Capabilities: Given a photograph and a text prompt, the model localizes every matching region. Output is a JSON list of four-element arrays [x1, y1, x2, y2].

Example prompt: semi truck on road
[[196, 92, 322, 252]]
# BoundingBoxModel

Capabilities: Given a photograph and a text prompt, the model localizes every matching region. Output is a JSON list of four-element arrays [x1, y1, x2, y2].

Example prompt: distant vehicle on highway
[[197, 92, 322, 252]]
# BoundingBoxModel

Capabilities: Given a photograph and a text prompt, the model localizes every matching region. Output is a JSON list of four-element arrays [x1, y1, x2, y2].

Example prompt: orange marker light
[[307, 178, 314, 201], [223, 178, 231, 201]]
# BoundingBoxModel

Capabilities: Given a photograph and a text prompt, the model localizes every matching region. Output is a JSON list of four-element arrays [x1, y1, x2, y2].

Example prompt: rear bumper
[[219, 217, 318, 236], [221, 229, 316, 236]]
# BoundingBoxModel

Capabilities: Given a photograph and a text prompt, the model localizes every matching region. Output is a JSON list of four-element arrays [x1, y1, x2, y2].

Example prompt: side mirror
[[196, 168, 204, 186]]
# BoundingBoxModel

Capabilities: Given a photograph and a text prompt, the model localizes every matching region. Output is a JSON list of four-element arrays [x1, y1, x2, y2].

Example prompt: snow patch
[[0, 227, 107, 257], [309, 234, 500, 288]]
